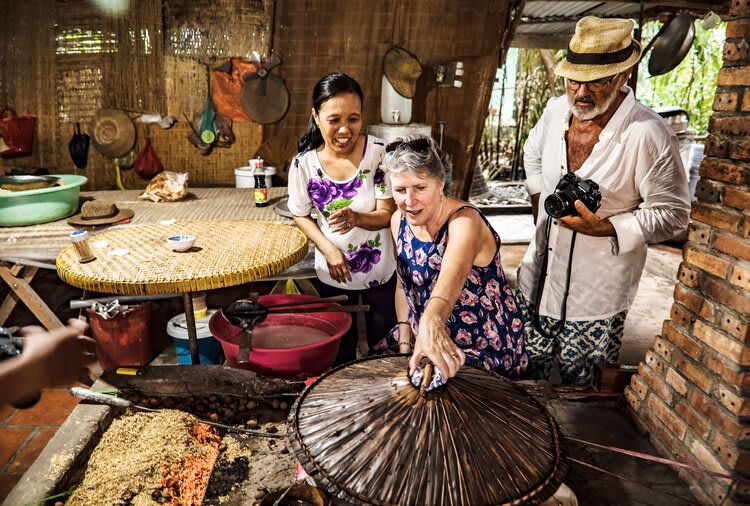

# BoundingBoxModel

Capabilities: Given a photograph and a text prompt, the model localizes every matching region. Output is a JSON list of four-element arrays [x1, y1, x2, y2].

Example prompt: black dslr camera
[[544, 172, 602, 218]]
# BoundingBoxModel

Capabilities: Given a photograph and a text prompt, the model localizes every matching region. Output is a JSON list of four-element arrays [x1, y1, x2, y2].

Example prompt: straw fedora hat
[[555, 17, 642, 82], [384, 46, 422, 98], [90, 108, 136, 158], [67, 199, 134, 227]]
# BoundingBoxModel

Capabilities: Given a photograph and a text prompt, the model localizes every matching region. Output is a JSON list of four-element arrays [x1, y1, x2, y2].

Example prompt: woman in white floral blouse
[[288, 72, 397, 364]]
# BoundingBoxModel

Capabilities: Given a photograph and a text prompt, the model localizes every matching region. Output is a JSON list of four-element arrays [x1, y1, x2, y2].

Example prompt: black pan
[[648, 13, 695, 76]]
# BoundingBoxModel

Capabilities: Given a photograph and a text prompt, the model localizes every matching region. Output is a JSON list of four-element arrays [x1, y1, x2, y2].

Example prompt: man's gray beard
[[567, 85, 623, 120]]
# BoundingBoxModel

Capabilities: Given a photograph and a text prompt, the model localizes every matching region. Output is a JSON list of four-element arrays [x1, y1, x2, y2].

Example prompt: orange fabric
[[212, 58, 258, 122]]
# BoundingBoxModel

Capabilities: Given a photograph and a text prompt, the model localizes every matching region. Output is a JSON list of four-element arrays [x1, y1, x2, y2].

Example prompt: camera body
[[544, 172, 602, 218], [0, 328, 41, 409], [0, 327, 22, 360]]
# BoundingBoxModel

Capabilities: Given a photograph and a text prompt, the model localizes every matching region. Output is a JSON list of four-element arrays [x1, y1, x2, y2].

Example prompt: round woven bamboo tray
[[57, 220, 308, 295], [288, 355, 567, 505]]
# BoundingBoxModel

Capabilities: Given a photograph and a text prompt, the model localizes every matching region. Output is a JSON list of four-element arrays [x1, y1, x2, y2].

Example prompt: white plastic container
[[235, 166, 255, 188], [380, 75, 412, 125], [234, 166, 276, 189]]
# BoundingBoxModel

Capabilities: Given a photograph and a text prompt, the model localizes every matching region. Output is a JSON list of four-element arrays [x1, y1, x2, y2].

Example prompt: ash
[[471, 181, 530, 207]]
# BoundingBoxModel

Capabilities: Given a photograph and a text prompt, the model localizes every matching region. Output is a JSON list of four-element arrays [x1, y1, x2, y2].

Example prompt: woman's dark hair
[[297, 72, 364, 153]]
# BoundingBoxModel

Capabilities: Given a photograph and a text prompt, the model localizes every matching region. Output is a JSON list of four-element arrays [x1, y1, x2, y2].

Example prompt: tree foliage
[[480, 19, 725, 180], [636, 19, 726, 135]]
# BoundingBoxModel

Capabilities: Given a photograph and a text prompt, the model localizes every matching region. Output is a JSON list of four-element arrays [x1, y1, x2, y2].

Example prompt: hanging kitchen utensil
[[90, 108, 136, 158], [648, 13, 696, 76], [68, 122, 90, 169], [199, 64, 219, 145], [240, 53, 289, 125], [289, 355, 567, 505]]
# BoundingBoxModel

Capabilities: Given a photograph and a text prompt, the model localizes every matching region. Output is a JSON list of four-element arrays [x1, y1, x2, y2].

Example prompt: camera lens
[[544, 193, 572, 218]]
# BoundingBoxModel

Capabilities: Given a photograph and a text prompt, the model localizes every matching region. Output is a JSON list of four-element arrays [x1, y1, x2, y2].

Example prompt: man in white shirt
[[516, 16, 691, 386]]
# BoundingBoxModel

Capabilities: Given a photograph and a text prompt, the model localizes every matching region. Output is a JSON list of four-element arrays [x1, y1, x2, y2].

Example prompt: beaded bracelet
[[398, 340, 414, 349]]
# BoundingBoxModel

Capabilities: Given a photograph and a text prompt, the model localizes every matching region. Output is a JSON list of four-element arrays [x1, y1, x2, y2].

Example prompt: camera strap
[[531, 218, 577, 339]]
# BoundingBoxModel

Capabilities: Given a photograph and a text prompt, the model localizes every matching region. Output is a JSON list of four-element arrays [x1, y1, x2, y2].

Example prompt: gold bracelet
[[398, 340, 414, 349], [397, 320, 410, 325], [429, 295, 451, 306]]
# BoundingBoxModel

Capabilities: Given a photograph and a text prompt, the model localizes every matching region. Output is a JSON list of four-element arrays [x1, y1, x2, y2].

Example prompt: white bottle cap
[[70, 230, 89, 243]]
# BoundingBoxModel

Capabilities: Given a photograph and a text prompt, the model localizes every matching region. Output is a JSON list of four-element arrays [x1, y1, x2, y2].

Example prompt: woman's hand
[[322, 246, 352, 283], [408, 312, 465, 379], [328, 207, 358, 234]]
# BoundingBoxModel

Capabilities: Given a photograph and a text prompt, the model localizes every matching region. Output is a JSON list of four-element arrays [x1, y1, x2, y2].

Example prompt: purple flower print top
[[287, 135, 395, 289]]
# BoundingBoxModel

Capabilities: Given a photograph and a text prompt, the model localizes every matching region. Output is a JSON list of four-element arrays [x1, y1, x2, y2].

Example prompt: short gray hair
[[381, 135, 451, 183]]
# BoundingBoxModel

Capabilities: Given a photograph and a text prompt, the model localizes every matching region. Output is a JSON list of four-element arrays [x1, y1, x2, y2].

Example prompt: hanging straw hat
[[383, 46, 422, 98], [288, 356, 567, 505], [90, 108, 136, 158], [67, 199, 134, 227], [555, 17, 642, 82]]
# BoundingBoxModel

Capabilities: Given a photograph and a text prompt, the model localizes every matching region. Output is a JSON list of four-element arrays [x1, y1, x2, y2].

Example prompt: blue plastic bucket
[[167, 309, 225, 365]]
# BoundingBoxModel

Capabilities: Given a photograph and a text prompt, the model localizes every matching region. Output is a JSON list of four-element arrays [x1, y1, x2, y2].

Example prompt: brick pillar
[[627, 5, 750, 505]]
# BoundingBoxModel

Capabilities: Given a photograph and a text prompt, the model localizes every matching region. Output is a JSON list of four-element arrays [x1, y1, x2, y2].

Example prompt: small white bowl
[[167, 235, 195, 252]]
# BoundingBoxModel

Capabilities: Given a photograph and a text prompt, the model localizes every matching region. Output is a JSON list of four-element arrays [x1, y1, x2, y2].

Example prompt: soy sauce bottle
[[254, 162, 268, 207]]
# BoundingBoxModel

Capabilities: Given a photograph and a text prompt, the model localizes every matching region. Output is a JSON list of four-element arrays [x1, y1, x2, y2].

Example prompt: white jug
[[380, 75, 412, 125]]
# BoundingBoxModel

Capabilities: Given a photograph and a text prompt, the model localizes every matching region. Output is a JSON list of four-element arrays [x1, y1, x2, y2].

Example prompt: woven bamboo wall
[[266, 0, 510, 200], [1, 0, 509, 196], [0, 0, 270, 190]]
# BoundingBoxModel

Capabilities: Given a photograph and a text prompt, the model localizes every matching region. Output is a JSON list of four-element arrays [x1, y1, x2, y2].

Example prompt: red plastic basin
[[208, 294, 350, 377]]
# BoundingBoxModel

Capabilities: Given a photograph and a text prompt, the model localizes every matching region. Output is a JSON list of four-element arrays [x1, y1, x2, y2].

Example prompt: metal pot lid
[[240, 73, 290, 125], [288, 355, 567, 505], [648, 13, 696, 76], [0, 175, 60, 191]]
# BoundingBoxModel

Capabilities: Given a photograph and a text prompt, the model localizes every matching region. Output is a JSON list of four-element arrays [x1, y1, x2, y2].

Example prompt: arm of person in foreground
[[408, 210, 492, 378], [0, 319, 97, 406], [389, 211, 414, 354], [327, 198, 397, 233]]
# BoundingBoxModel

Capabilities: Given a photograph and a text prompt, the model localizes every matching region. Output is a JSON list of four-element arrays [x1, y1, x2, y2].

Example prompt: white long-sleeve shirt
[[517, 88, 691, 320]]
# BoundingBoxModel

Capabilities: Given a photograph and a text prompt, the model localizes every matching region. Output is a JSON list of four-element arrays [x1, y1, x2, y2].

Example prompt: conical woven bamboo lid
[[288, 356, 566, 505]]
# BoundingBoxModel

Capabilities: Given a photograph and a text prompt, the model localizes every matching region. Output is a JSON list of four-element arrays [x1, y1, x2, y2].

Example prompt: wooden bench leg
[[0, 263, 63, 330]]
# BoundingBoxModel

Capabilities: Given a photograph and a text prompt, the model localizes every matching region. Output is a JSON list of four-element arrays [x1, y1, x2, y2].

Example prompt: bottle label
[[254, 187, 268, 205]]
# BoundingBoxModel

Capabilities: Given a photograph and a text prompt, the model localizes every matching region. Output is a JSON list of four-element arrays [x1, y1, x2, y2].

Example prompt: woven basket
[[288, 355, 567, 505], [57, 219, 308, 295]]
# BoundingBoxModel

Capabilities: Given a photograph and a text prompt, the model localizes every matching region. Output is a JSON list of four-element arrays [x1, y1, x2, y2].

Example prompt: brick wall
[[627, 3, 750, 504]]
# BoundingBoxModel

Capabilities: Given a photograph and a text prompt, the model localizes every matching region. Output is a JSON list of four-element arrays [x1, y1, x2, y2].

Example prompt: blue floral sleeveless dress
[[372, 206, 528, 378]]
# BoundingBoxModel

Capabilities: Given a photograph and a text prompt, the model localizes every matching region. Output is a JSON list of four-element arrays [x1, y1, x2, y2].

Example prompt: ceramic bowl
[[166, 235, 195, 252]]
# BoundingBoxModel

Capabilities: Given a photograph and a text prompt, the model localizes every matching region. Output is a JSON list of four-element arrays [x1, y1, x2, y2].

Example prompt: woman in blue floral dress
[[371, 136, 527, 380], [288, 73, 397, 364]]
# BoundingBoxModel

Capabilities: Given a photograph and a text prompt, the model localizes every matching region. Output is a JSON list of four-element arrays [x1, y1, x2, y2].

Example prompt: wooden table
[[56, 219, 308, 364], [0, 187, 310, 330]]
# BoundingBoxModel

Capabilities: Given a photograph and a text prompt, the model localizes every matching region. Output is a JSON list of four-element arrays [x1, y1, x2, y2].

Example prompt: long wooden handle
[[70, 387, 132, 408], [263, 295, 348, 310], [268, 304, 370, 314]]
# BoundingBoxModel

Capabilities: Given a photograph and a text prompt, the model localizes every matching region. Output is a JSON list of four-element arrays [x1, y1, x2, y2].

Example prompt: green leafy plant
[[637, 19, 726, 135]]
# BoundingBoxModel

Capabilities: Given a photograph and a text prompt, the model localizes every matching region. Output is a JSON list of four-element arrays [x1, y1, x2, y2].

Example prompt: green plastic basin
[[0, 174, 87, 227]]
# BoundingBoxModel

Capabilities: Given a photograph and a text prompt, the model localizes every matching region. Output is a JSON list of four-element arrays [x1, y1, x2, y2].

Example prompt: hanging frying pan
[[648, 13, 695, 76], [240, 68, 290, 124]]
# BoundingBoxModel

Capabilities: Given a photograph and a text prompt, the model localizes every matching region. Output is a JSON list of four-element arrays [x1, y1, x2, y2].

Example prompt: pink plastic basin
[[208, 294, 351, 377]]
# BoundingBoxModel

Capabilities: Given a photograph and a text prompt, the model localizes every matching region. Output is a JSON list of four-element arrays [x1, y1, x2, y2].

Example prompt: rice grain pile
[[67, 409, 220, 505]]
